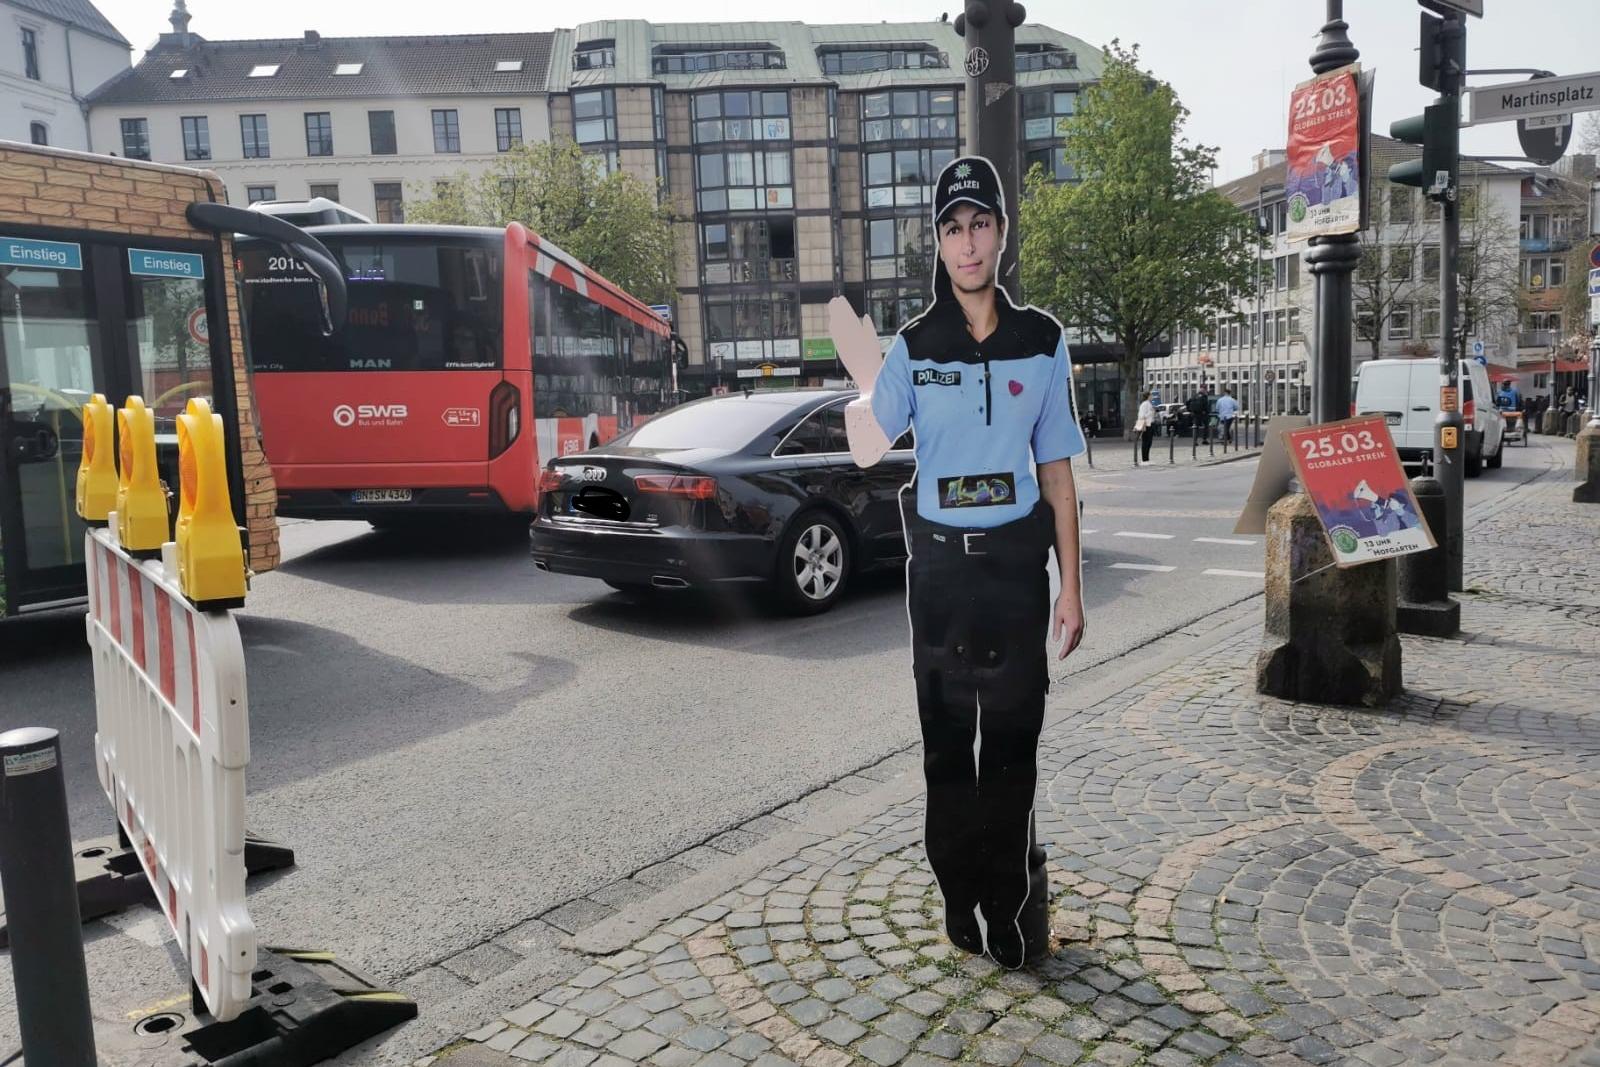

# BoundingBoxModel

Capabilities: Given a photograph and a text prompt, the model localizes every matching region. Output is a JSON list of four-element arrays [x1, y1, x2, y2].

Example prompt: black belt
[[903, 501, 1055, 559]]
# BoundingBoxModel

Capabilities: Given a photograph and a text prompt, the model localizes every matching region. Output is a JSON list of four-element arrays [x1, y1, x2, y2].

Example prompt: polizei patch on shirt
[[938, 472, 1016, 508], [914, 367, 962, 387]]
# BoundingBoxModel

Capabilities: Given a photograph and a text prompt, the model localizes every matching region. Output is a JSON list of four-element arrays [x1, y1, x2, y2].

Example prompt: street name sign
[[1467, 71, 1600, 126]]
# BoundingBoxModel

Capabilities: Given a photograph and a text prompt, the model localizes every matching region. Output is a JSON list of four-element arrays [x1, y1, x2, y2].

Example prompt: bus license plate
[[351, 489, 412, 504]]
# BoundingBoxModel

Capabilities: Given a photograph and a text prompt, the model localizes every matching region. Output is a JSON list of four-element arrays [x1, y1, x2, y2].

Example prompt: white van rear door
[[1396, 361, 1438, 450]]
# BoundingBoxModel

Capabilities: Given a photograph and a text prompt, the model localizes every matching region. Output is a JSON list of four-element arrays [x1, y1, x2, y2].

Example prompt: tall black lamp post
[[955, 0, 1026, 303]]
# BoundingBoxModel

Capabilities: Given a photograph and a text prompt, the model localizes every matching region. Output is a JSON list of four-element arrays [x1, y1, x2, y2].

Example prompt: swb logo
[[332, 403, 409, 427]]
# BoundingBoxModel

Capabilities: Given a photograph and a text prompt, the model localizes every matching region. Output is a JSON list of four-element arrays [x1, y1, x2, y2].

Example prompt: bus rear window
[[240, 240, 502, 371]]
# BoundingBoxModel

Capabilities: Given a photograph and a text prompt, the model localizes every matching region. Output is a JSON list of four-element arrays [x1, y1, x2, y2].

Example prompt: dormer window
[[248, 64, 280, 77], [653, 45, 785, 75], [495, 59, 523, 72], [818, 46, 947, 75], [1015, 44, 1076, 72], [334, 62, 363, 75], [169, 68, 188, 79], [573, 39, 615, 71]]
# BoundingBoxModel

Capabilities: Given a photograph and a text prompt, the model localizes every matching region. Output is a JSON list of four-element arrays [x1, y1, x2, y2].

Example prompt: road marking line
[[1194, 537, 1257, 546], [1114, 531, 1175, 540], [1109, 563, 1177, 573], [1080, 529, 1099, 535], [1204, 568, 1265, 579]]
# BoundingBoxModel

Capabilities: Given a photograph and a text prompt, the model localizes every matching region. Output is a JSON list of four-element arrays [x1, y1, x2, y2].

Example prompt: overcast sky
[[97, 0, 1597, 180]]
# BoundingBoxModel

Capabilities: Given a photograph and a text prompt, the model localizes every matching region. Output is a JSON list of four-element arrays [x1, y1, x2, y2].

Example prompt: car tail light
[[1350, 401, 1357, 417], [1463, 399, 1476, 421], [537, 469, 564, 493], [634, 474, 717, 500], [488, 380, 521, 459]]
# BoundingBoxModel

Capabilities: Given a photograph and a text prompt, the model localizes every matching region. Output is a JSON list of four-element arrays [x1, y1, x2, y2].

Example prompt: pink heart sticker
[[1008, 380, 1024, 396]]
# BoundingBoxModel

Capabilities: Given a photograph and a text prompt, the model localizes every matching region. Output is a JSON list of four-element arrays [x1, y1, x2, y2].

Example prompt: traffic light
[[1416, 10, 1464, 94], [1388, 103, 1458, 200]]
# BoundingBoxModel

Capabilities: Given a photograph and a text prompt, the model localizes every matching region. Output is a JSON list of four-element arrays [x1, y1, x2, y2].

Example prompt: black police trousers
[[902, 497, 1054, 968]]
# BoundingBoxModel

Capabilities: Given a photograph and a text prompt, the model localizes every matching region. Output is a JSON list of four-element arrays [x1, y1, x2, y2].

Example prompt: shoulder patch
[[901, 302, 964, 362], [1007, 305, 1064, 357]]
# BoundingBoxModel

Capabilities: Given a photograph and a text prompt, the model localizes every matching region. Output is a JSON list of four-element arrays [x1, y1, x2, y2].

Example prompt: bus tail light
[[488, 381, 521, 459], [634, 474, 717, 500]]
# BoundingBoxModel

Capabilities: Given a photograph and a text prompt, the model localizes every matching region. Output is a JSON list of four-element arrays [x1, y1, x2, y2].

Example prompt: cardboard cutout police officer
[[830, 155, 1087, 968]]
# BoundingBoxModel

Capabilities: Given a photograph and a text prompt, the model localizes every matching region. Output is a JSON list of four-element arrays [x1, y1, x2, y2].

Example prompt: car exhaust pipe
[[532, 559, 551, 572], [651, 575, 689, 589]]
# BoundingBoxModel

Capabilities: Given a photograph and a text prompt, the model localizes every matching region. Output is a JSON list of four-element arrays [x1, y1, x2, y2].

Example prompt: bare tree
[[1354, 185, 1428, 359], [1452, 189, 1522, 362]]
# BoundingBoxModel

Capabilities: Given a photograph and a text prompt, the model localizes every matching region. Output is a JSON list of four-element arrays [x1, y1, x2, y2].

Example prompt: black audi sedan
[[529, 389, 915, 613]]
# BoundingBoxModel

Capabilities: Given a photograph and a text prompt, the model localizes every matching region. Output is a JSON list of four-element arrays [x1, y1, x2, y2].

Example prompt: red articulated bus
[[236, 223, 674, 523]]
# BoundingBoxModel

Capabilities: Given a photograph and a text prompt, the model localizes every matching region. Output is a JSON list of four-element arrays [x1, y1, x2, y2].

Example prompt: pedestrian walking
[[1135, 390, 1156, 464], [1215, 388, 1239, 444], [1186, 388, 1210, 442], [832, 154, 1087, 969]]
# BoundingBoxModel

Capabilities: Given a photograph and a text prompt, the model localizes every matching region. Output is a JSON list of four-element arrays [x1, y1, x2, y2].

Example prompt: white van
[[1354, 358, 1505, 477]]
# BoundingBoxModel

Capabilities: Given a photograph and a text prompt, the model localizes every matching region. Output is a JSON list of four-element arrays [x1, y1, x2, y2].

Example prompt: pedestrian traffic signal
[[1388, 103, 1458, 200]]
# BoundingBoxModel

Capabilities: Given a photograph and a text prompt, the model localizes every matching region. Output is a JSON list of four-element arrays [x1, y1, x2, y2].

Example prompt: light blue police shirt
[[870, 296, 1086, 528]]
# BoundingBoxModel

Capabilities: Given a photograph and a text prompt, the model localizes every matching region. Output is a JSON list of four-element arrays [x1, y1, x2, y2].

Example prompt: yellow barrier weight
[[76, 393, 118, 523], [175, 398, 246, 607], [115, 396, 169, 555]]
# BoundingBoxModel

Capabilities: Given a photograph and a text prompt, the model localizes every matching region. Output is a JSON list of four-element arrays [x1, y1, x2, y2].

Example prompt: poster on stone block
[[1285, 415, 1434, 567], [1285, 64, 1362, 241]]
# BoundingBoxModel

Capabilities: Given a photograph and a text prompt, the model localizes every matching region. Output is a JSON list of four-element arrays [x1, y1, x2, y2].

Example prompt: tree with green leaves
[[1020, 41, 1261, 436], [407, 139, 675, 305]]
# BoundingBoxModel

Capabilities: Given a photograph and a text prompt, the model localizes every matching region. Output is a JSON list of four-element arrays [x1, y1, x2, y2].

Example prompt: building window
[[1021, 89, 1077, 143], [28, 121, 47, 145], [863, 146, 956, 209], [334, 61, 363, 75], [247, 63, 280, 78], [865, 288, 929, 336], [246, 185, 276, 203], [1389, 186, 1413, 223], [368, 111, 397, 155], [374, 181, 403, 223], [304, 112, 333, 156], [181, 116, 211, 161], [1016, 44, 1077, 72], [1388, 306, 1413, 339], [695, 149, 793, 212], [308, 182, 339, 200], [1390, 246, 1413, 282], [495, 108, 522, 152], [818, 46, 947, 75], [431, 109, 461, 153], [699, 218, 796, 284], [702, 293, 800, 364], [1356, 308, 1376, 342], [494, 59, 523, 73], [1422, 302, 1441, 337], [652, 86, 666, 142], [240, 114, 270, 159], [1549, 258, 1566, 288], [21, 27, 39, 80], [1524, 256, 1549, 289], [653, 46, 785, 75], [120, 118, 150, 160], [573, 39, 615, 70], [1025, 147, 1075, 183], [861, 89, 956, 143], [868, 216, 932, 281], [573, 90, 616, 144], [1288, 308, 1300, 338], [1422, 245, 1440, 282], [693, 90, 790, 144]]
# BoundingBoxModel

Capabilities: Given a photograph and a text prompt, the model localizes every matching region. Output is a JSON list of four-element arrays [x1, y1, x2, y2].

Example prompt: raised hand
[[828, 296, 893, 467]]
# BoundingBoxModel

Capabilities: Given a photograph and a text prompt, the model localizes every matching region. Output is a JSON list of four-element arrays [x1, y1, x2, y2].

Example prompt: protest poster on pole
[[1285, 64, 1363, 241], [1284, 415, 1434, 566]]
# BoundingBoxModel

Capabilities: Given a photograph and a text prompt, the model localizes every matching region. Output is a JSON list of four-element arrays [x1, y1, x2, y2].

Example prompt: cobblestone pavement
[[431, 461, 1600, 1067]]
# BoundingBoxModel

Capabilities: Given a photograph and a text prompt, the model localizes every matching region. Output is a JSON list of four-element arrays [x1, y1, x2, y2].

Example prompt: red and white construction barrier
[[84, 523, 255, 1021]]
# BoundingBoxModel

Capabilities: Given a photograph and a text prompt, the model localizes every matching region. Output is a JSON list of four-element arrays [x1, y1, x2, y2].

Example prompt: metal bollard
[[0, 728, 97, 1066], [1169, 427, 1176, 465], [1083, 427, 1094, 468], [1396, 477, 1460, 636]]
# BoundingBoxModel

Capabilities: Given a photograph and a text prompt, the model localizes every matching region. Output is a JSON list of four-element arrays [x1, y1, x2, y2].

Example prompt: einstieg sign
[[1467, 71, 1600, 126]]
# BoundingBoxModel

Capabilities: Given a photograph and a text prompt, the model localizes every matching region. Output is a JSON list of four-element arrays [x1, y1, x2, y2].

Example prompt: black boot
[[943, 898, 984, 954]]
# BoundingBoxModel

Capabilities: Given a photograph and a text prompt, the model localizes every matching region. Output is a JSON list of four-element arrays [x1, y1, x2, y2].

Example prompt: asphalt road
[[0, 436, 1555, 1053]]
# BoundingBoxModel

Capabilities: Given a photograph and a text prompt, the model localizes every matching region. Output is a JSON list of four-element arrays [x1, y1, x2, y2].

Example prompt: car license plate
[[351, 488, 412, 504], [1385, 414, 1402, 426]]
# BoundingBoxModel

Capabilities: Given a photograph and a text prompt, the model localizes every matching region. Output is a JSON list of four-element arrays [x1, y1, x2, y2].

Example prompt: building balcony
[[1518, 330, 1558, 349], [1520, 237, 1572, 253]]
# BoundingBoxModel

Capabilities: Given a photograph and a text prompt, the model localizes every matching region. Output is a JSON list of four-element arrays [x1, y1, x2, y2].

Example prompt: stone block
[[1255, 493, 1401, 706], [1574, 423, 1600, 504]]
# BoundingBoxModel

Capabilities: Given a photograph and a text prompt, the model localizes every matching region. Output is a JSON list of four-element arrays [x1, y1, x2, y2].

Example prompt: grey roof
[[86, 31, 553, 105], [11, 0, 129, 46], [550, 19, 1101, 93]]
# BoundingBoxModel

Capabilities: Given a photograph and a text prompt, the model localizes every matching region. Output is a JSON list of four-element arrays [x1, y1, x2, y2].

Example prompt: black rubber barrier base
[[0, 831, 294, 947], [178, 948, 417, 1065]]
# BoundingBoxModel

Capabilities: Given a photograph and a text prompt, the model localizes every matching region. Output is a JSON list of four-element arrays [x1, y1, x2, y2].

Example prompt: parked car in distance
[[1155, 402, 1186, 435], [1354, 358, 1505, 476], [529, 389, 915, 614]]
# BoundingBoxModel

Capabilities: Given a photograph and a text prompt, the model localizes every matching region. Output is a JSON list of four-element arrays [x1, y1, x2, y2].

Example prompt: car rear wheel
[[1486, 436, 1504, 469], [776, 511, 850, 615], [1465, 443, 1483, 478]]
